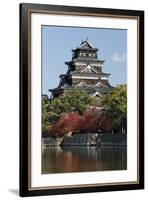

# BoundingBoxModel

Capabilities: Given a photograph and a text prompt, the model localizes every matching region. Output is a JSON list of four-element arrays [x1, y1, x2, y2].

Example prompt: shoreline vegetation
[[42, 85, 127, 145]]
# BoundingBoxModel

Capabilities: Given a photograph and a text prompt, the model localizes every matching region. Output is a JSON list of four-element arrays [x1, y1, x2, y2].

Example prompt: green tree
[[42, 88, 92, 136], [101, 84, 127, 133], [62, 88, 91, 114], [42, 97, 51, 137]]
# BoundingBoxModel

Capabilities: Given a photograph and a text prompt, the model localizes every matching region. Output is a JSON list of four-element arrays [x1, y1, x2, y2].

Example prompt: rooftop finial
[[86, 37, 88, 41]]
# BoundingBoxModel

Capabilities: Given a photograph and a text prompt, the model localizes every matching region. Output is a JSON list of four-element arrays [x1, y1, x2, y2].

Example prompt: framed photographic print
[[19, 3, 144, 197]]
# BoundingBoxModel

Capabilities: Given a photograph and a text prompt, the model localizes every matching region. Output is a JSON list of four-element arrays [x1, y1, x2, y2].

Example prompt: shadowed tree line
[[42, 85, 127, 138]]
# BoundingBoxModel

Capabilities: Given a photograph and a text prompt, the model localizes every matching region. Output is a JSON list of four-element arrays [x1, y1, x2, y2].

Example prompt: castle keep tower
[[49, 40, 114, 98]]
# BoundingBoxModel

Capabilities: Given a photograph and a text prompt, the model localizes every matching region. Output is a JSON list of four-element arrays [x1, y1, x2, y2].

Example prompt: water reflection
[[42, 146, 127, 174]]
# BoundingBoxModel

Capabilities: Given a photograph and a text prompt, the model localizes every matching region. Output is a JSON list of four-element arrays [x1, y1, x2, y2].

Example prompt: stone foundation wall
[[97, 133, 127, 146], [42, 133, 127, 147]]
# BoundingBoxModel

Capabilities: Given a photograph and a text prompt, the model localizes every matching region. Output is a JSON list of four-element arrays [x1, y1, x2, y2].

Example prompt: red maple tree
[[48, 112, 84, 138], [48, 109, 113, 138]]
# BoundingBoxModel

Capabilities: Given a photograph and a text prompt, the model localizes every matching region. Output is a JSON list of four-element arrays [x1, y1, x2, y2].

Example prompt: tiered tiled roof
[[49, 40, 114, 98]]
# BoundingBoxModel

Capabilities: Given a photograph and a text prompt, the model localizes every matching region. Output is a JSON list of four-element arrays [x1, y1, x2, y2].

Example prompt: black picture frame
[[20, 3, 144, 197]]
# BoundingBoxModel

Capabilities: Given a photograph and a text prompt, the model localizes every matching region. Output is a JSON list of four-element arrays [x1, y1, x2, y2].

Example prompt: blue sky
[[42, 26, 127, 97]]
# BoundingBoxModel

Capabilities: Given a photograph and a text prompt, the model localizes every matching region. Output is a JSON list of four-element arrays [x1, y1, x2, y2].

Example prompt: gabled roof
[[76, 80, 88, 88], [91, 91, 102, 97], [72, 40, 98, 52], [93, 80, 108, 88], [80, 40, 94, 49], [80, 64, 98, 74]]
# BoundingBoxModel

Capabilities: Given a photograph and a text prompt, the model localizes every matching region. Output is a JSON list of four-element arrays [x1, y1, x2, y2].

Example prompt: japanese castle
[[49, 40, 114, 98]]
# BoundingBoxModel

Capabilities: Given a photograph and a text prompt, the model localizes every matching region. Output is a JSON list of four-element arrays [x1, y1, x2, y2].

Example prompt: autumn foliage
[[81, 109, 112, 134], [42, 85, 127, 137], [48, 109, 112, 138], [48, 112, 84, 138]]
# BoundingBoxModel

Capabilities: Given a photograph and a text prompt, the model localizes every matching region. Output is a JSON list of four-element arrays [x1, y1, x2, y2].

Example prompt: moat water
[[42, 146, 127, 174]]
